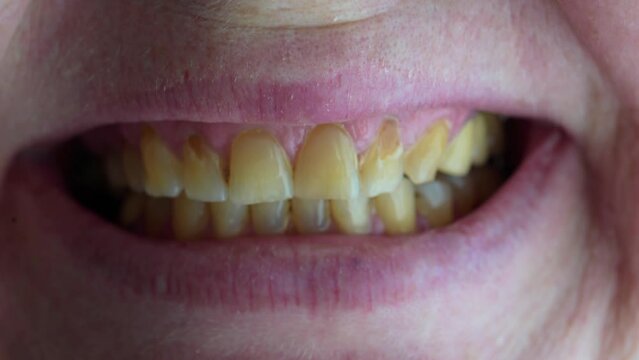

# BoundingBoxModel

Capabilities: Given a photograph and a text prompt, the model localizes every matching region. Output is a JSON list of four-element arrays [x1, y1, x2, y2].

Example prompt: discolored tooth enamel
[[415, 180, 454, 228], [292, 198, 331, 234], [403, 120, 449, 184], [330, 196, 372, 234], [140, 126, 183, 197], [472, 167, 503, 203], [144, 196, 171, 237], [471, 114, 490, 166], [182, 136, 228, 202], [484, 114, 505, 155], [122, 145, 146, 192], [294, 124, 360, 199], [374, 179, 417, 235], [119, 192, 145, 226], [105, 152, 127, 189], [210, 201, 249, 238], [439, 120, 475, 176], [229, 130, 293, 205], [251, 200, 290, 235], [359, 119, 404, 197], [172, 193, 209, 241], [443, 175, 477, 218]]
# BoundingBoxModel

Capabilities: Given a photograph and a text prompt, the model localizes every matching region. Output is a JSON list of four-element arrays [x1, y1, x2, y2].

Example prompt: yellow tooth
[[374, 179, 416, 235], [484, 114, 505, 155], [330, 196, 371, 234], [228, 130, 293, 205], [140, 126, 182, 197], [182, 136, 228, 202], [251, 200, 290, 235], [403, 120, 450, 184], [210, 201, 249, 238], [359, 119, 404, 197], [415, 180, 454, 228], [122, 144, 146, 192], [443, 175, 477, 217], [172, 193, 209, 241], [105, 152, 127, 189], [119, 192, 145, 226], [294, 124, 360, 199], [472, 167, 502, 203], [439, 121, 475, 176], [471, 114, 490, 166], [144, 196, 171, 237], [292, 198, 331, 234]]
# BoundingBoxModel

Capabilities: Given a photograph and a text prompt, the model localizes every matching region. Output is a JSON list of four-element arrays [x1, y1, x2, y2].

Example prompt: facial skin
[[0, 0, 638, 359]]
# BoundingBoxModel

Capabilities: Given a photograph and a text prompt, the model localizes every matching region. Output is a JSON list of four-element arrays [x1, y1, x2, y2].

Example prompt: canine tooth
[[122, 145, 146, 192], [471, 114, 490, 166], [330, 196, 371, 234], [229, 130, 293, 205], [359, 119, 404, 197], [415, 180, 454, 228], [484, 114, 505, 155], [140, 126, 182, 197], [472, 167, 502, 203], [251, 201, 290, 235], [182, 136, 228, 202], [292, 198, 331, 234], [210, 201, 249, 238], [105, 152, 127, 189], [444, 175, 477, 217], [144, 196, 171, 237], [172, 193, 208, 241], [439, 121, 475, 176], [294, 124, 359, 199], [120, 192, 145, 226], [374, 179, 416, 235], [403, 120, 449, 184]]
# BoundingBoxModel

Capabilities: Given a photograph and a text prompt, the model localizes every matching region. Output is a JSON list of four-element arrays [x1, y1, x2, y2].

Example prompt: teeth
[[172, 193, 209, 241], [229, 130, 293, 205], [294, 124, 360, 199], [374, 179, 416, 235], [439, 120, 475, 176], [292, 198, 331, 234], [251, 201, 290, 235], [443, 175, 477, 218], [122, 145, 146, 192], [105, 152, 127, 189], [210, 201, 249, 238], [471, 114, 490, 166], [182, 136, 228, 202], [484, 114, 505, 155], [403, 120, 449, 184], [415, 180, 454, 228], [144, 196, 171, 237], [330, 196, 372, 234], [119, 192, 145, 226], [140, 126, 183, 197], [359, 119, 404, 197]]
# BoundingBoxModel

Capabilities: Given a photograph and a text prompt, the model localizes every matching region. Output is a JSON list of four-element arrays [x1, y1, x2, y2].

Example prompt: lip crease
[[3, 123, 571, 313]]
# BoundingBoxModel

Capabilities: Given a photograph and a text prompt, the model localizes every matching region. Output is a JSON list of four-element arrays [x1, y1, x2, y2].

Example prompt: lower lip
[[4, 128, 571, 313]]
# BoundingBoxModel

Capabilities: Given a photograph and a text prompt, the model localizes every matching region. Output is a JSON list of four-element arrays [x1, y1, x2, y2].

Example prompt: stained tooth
[[210, 201, 249, 238], [144, 196, 171, 237], [122, 145, 146, 192], [294, 124, 360, 199], [471, 114, 490, 166], [374, 178, 416, 235], [120, 192, 145, 226], [182, 136, 228, 202], [484, 114, 505, 155], [228, 130, 293, 205], [439, 121, 475, 176], [292, 198, 331, 234], [403, 120, 450, 184], [140, 126, 182, 197], [251, 200, 290, 235], [415, 180, 454, 228], [443, 175, 477, 218], [359, 119, 404, 197], [330, 196, 371, 234], [172, 193, 209, 241], [105, 152, 127, 189], [472, 167, 502, 203]]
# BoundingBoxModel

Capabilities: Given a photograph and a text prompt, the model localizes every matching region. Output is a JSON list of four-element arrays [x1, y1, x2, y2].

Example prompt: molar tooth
[[210, 201, 249, 238], [359, 119, 404, 197], [229, 130, 293, 205], [119, 192, 145, 226], [292, 198, 331, 234], [484, 114, 505, 155], [172, 193, 209, 241], [122, 145, 146, 192], [439, 121, 475, 176], [374, 179, 417, 235], [251, 200, 290, 235], [415, 179, 454, 228], [403, 120, 449, 184], [330, 196, 372, 235], [140, 126, 183, 197], [443, 175, 477, 217], [182, 136, 228, 202], [105, 152, 127, 189], [294, 124, 360, 199], [144, 196, 171, 237], [471, 114, 490, 166]]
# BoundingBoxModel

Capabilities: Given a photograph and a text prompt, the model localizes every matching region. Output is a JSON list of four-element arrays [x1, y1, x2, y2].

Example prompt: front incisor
[[359, 119, 404, 197], [415, 179, 454, 228], [471, 114, 490, 166], [330, 196, 372, 234], [182, 136, 228, 202], [439, 120, 475, 176], [294, 124, 360, 199], [374, 179, 417, 235], [210, 201, 249, 238], [229, 130, 293, 205], [292, 198, 331, 234], [251, 200, 290, 235], [122, 145, 146, 192], [172, 193, 209, 241], [403, 120, 449, 184], [140, 126, 183, 197]]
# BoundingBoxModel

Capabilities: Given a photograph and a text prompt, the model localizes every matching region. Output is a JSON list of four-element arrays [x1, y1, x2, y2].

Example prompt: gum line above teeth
[[105, 113, 505, 240]]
